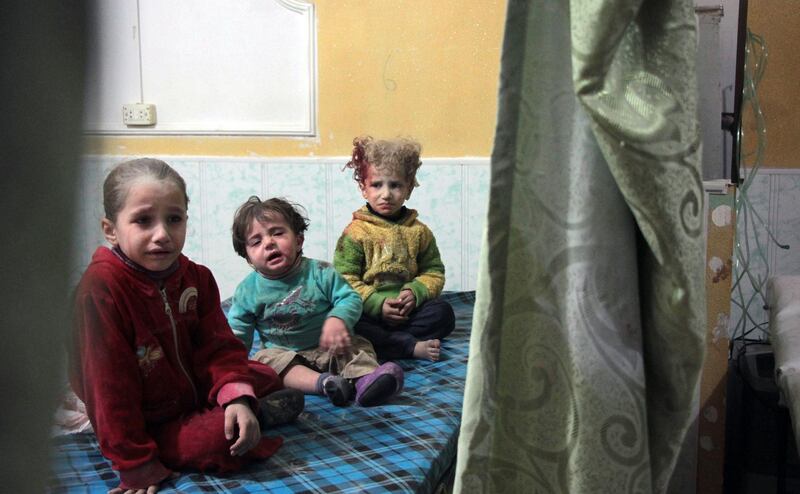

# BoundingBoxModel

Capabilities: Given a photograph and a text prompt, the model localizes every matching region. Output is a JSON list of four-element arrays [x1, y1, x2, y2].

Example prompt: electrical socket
[[122, 103, 157, 126]]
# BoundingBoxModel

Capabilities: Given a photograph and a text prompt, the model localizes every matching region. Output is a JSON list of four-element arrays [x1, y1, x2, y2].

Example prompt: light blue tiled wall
[[773, 174, 800, 274], [72, 156, 491, 299], [73, 160, 800, 324]]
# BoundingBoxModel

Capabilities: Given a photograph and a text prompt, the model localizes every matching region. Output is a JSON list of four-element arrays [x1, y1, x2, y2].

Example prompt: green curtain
[[454, 0, 705, 493]]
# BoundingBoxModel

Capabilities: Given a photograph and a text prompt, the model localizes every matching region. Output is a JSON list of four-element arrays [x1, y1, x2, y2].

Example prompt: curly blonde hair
[[343, 135, 422, 188]]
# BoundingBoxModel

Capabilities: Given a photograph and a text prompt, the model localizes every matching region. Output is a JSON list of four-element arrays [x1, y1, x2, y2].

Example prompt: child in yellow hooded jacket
[[334, 135, 455, 361]]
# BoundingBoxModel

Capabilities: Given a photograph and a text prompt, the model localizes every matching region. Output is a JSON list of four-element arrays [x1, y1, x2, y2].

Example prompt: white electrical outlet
[[122, 103, 157, 126]]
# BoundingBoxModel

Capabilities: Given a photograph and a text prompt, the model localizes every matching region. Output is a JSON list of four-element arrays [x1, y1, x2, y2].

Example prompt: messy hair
[[231, 196, 309, 259], [343, 135, 422, 188], [103, 158, 188, 222]]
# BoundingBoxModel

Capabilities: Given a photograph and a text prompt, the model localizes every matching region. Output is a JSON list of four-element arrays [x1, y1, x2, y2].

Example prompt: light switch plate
[[122, 103, 157, 126]]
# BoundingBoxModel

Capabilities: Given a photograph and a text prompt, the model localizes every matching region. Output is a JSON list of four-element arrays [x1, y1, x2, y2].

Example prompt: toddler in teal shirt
[[227, 196, 403, 407]]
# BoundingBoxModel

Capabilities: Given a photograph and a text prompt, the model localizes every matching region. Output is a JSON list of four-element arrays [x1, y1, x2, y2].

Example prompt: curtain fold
[[454, 1, 705, 492]]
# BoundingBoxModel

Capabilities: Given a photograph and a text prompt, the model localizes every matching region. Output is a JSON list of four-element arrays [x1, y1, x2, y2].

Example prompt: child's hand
[[382, 298, 409, 326], [224, 398, 261, 456], [396, 289, 417, 316], [320, 317, 351, 353]]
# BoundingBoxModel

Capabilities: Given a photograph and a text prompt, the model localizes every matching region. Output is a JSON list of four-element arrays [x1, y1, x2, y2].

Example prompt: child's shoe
[[257, 388, 304, 428], [355, 362, 404, 407], [322, 375, 354, 406]]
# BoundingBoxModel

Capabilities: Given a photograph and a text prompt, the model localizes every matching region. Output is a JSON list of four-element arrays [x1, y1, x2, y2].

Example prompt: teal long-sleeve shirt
[[227, 257, 363, 351]]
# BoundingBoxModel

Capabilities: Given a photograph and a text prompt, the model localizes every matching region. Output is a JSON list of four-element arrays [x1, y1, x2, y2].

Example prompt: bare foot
[[413, 339, 441, 361]]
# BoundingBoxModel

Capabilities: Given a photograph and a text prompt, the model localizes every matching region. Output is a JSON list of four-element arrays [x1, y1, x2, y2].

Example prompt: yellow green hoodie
[[333, 205, 445, 318]]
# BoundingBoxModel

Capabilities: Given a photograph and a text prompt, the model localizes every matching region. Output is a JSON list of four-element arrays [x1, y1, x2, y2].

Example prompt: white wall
[[84, 0, 316, 135]]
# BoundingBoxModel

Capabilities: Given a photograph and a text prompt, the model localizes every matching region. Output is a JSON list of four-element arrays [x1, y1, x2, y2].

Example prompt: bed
[[47, 291, 475, 494]]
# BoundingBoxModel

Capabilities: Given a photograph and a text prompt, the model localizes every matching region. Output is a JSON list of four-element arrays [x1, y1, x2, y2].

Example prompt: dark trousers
[[354, 297, 455, 360]]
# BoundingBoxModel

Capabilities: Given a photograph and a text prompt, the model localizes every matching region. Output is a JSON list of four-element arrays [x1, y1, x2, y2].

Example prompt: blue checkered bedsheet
[[48, 291, 475, 493]]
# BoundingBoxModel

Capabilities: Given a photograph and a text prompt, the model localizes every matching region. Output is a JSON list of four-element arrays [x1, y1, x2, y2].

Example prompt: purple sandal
[[355, 362, 404, 407]]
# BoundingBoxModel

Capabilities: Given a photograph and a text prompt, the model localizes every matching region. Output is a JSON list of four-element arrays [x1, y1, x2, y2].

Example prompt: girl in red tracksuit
[[70, 158, 302, 494]]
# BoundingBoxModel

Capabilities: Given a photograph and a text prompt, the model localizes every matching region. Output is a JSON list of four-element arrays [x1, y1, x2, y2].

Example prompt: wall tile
[[467, 165, 491, 291], [169, 160, 202, 265], [71, 157, 118, 284], [267, 161, 330, 263], [774, 174, 800, 275], [413, 165, 464, 291], [200, 160, 262, 299], [329, 165, 370, 260]]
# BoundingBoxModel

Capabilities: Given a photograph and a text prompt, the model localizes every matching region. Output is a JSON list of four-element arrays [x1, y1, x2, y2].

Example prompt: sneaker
[[323, 375, 354, 407], [355, 362, 404, 407], [257, 388, 304, 428]]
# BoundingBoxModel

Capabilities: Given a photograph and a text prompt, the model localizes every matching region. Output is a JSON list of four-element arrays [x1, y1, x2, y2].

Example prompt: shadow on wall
[[0, 0, 86, 491]]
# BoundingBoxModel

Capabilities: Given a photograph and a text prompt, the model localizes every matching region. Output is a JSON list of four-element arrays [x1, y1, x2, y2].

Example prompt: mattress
[[48, 291, 475, 493]]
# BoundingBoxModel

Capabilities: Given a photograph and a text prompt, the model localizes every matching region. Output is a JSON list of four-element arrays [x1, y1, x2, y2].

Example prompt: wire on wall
[[135, 0, 144, 103], [730, 29, 790, 344]]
